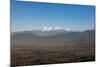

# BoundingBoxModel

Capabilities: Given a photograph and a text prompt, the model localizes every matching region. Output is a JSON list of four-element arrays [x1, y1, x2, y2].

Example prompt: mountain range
[[11, 29, 95, 42]]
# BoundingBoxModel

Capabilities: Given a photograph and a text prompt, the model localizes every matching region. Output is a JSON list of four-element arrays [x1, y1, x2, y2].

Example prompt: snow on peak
[[41, 27, 54, 31], [40, 27, 70, 31]]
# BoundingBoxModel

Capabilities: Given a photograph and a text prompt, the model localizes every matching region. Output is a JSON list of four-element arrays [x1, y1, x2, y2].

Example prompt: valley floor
[[11, 41, 95, 66]]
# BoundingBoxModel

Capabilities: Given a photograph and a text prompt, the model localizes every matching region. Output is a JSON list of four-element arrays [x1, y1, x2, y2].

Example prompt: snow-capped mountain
[[12, 27, 95, 37], [32, 27, 70, 36], [11, 27, 70, 36]]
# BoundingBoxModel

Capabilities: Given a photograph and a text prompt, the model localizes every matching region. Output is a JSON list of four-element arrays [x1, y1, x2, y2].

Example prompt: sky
[[11, 0, 95, 32]]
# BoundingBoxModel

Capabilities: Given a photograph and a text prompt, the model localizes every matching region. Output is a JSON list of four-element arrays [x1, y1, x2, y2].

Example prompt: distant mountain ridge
[[12, 28, 69, 36], [11, 29, 95, 40]]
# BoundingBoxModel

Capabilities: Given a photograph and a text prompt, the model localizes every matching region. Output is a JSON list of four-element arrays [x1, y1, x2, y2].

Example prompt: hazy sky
[[11, 0, 95, 32]]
